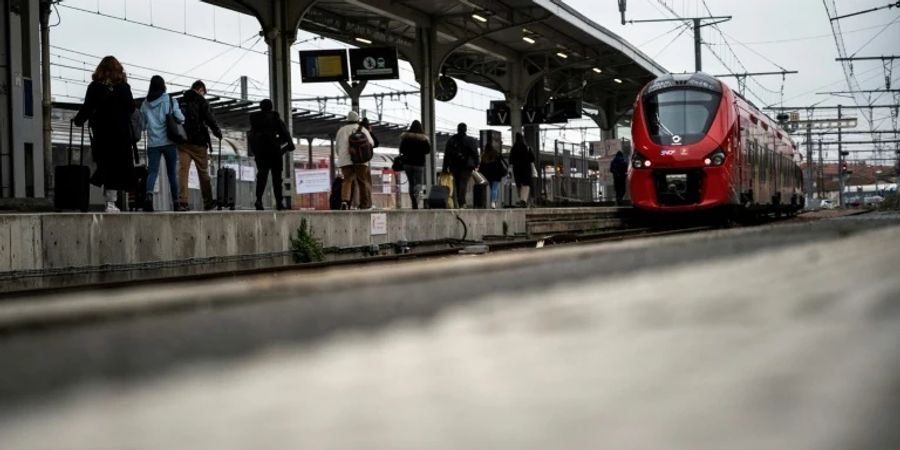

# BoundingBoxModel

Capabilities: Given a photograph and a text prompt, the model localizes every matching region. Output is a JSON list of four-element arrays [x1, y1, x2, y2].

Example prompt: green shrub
[[290, 218, 325, 263]]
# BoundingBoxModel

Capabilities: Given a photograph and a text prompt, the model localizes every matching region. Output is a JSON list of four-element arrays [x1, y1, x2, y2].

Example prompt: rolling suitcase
[[215, 139, 236, 210], [472, 183, 489, 209], [54, 122, 91, 212], [129, 165, 149, 211], [427, 185, 450, 209]]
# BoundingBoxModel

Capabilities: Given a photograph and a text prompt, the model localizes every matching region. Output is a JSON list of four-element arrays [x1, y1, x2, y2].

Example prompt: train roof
[[645, 72, 722, 95]]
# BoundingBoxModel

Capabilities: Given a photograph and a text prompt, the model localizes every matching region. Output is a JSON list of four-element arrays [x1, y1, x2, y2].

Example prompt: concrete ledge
[[0, 210, 527, 273]]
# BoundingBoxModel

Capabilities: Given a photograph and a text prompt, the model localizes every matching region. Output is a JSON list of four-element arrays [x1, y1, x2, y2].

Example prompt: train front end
[[629, 73, 736, 212]]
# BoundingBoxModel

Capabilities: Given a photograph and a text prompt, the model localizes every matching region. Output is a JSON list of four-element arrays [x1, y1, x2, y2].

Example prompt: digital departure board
[[299, 50, 349, 83]]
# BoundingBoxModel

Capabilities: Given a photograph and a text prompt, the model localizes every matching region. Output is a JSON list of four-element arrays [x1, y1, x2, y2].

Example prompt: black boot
[[143, 193, 154, 212], [255, 200, 264, 211]]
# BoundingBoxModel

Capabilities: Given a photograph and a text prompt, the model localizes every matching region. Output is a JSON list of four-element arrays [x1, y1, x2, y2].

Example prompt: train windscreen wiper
[[655, 113, 676, 137]]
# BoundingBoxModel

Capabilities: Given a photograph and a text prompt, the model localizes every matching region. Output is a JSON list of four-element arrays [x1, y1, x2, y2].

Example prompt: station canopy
[[203, 0, 667, 119]]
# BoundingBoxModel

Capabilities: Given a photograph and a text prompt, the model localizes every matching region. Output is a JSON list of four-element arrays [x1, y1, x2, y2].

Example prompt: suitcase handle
[[68, 120, 85, 166]]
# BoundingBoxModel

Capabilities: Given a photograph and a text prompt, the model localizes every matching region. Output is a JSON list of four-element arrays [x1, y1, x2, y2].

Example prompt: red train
[[629, 72, 804, 217]]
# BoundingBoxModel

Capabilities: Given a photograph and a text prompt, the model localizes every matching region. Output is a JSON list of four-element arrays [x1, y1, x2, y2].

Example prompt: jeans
[[147, 144, 179, 202], [404, 164, 425, 209], [489, 181, 501, 205], [256, 156, 284, 207]]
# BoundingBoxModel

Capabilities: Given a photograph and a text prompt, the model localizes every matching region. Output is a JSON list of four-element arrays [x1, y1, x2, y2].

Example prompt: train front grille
[[652, 170, 704, 206]]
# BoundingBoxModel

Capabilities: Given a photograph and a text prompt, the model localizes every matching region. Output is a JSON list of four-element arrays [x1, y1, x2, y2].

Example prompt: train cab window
[[643, 88, 722, 146]]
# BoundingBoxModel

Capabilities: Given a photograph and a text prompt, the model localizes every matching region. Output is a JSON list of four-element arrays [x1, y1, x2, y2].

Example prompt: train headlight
[[632, 153, 650, 169], [704, 149, 726, 167]]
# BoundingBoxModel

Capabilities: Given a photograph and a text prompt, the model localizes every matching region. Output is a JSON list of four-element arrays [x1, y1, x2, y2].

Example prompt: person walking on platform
[[139, 75, 184, 212], [443, 123, 480, 208], [398, 120, 431, 209], [249, 99, 291, 210], [610, 150, 629, 205], [510, 132, 535, 207], [479, 140, 507, 209], [177, 80, 222, 211], [72, 56, 137, 213], [335, 111, 374, 210]]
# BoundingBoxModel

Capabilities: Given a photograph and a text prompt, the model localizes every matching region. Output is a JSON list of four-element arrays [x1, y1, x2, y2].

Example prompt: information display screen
[[348, 47, 400, 81], [299, 50, 349, 83]]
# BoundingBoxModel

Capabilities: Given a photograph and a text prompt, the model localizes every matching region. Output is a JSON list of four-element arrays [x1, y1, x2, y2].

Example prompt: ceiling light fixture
[[592, 67, 602, 73], [613, 78, 623, 84], [522, 36, 536, 44], [472, 13, 488, 23], [556, 52, 568, 59], [355, 37, 373, 45]]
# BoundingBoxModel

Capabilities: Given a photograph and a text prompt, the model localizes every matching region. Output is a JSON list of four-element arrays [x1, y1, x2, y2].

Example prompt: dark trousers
[[256, 156, 284, 206], [614, 174, 627, 205], [452, 169, 472, 208]]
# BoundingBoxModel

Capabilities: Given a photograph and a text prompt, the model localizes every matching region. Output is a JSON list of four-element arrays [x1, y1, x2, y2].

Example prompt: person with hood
[[442, 123, 480, 208], [139, 75, 184, 211], [610, 150, 629, 205], [248, 99, 291, 210], [334, 110, 374, 210], [398, 120, 431, 209], [177, 80, 222, 211], [72, 56, 136, 213], [509, 132, 535, 207], [479, 140, 508, 209]]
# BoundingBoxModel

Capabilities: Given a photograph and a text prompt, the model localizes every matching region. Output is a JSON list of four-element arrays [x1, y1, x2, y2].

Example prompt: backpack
[[348, 125, 373, 164]]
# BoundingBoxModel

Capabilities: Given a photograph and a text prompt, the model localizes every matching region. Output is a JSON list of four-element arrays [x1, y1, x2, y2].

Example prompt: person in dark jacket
[[479, 141, 507, 208], [72, 55, 136, 213], [610, 150, 629, 205], [442, 122, 480, 208], [509, 132, 535, 207], [140, 75, 184, 212], [177, 80, 222, 210], [249, 99, 291, 210], [398, 120, 431, 209]]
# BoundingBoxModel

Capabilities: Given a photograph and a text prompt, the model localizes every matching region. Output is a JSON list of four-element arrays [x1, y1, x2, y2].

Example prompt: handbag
[[472, 170, 487, 185], [391, 154, 404, 171], [166, 97, 187, 143]]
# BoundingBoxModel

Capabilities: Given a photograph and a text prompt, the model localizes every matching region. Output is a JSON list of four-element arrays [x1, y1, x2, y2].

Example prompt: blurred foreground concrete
[[1, 213, 898, 449]]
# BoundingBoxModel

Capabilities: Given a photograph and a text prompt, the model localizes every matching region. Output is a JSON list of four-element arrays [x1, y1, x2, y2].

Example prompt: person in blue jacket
[[140, 75, 185, 211]]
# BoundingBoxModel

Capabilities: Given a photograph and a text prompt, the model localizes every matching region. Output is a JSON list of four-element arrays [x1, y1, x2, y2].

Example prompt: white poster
[[188, 165, 200, 190], [295, 169, 332, 194], [223, 163, 257, 182], [381, 172, 393, 194], [370, 213, 387, 235]]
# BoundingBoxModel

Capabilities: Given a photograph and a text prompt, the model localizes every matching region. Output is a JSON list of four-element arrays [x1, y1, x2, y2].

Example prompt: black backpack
[[348, 126, 373, 164]]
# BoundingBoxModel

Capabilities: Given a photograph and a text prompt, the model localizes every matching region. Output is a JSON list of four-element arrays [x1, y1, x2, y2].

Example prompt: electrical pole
[[626, 16, 731, 72], [40, 1, 54, 200], [806, 124, 813, 204], [838, 105, 844, 207]]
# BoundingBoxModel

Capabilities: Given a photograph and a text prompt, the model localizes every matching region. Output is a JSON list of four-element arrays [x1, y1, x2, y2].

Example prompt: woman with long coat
[[509, 132, 535, 207], [398, 120, 431, 209], [73, 56, 136, 213]]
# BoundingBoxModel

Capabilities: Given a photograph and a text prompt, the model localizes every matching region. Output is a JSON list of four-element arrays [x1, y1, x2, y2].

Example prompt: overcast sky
[[49, 0, 899, 161]]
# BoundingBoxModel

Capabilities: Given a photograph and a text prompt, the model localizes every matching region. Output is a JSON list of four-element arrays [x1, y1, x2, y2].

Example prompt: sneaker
[[175, 203, 191, 212], [490, 201, 497, 209], [340, 202, 350, 210], [105, 202, 121, 213]]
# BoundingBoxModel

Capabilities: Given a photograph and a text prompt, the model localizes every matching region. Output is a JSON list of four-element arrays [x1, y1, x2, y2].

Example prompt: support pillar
[[264, 1, 298, 209], [339, 80, 367, 114], [40, 0, 52, 200], [805, 125, 813, 204], [416, 26, 438, 187]]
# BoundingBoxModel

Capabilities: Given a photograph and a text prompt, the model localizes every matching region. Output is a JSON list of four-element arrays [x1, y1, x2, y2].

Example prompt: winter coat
[[72, 80, 136, 191], [249, 110, 291, 161], [443, 133, 479, 173], [140, 93, 185, 148], [509, 141, 535, 186], [335, 121, 374, 168], [610, 152, 628, 178], [398, 132, 431, 167], [179, 89, 222, 147], [479, 148, 508, 183]]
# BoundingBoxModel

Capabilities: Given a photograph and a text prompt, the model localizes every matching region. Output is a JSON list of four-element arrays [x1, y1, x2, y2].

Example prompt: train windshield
[[643, 88, 721, 146]]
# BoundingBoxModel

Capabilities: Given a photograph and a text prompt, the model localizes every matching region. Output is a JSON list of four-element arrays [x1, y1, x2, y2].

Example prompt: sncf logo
[[660, 150, 676, 156]]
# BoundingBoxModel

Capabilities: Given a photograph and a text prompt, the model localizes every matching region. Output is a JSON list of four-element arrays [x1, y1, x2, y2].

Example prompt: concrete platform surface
[[0, 213, 898, 449]]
